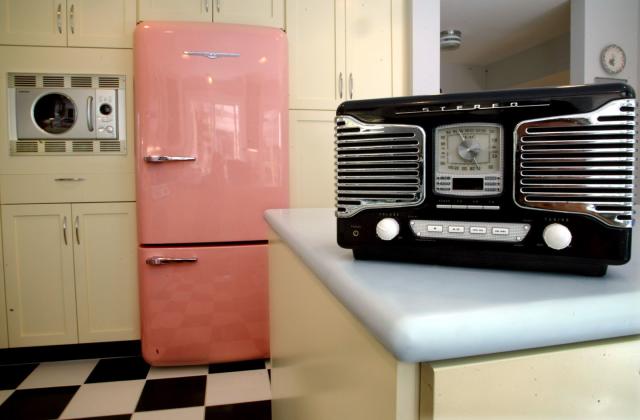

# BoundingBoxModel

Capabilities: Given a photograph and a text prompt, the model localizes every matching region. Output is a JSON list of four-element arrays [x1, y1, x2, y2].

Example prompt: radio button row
[[409, 220, 530, 243]]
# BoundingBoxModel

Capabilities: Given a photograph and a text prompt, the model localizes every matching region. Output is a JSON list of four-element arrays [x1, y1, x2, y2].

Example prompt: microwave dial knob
[[542, 223, 572, 250], [376, 218, 400, 241]]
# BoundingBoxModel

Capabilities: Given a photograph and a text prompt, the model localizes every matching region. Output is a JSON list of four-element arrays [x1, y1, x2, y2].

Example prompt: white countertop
[[265, 208, 640, 363]]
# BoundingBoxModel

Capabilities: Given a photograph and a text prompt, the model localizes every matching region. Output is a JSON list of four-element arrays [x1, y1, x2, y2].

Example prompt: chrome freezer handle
[[144, 156, 196, 163], [146, 257, 198, 266]]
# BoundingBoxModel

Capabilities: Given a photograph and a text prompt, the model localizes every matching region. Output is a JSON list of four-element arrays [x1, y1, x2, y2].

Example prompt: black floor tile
[[0, 363, 38, 390], [135, 375, 206, 412], [205, 400, 271, 420], [85, 356, 150, 383], [208, 359, 266, 374], [0, 386, 79, 420]]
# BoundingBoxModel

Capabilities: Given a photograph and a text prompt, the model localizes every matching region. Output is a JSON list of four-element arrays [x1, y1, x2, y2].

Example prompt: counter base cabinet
[[2, 202, 139, 348], [268, 228, 640, 420]]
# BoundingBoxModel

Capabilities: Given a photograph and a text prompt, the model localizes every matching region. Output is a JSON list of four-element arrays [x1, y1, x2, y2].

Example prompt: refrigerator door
[[139, 244, 269, 366], [135, 22, 288, 245]]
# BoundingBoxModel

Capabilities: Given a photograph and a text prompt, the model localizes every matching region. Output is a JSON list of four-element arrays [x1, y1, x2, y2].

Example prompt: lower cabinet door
[[138, 244, 269, 366], [73, 202, 139, 343], [2, 204, 77, 347]]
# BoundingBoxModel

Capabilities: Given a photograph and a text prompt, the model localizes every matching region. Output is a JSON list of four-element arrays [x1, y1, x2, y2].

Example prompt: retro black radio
[[335, 84, 636, 276]]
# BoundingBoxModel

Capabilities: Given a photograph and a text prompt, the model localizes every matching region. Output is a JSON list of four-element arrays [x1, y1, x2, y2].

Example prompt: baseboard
[[0, 340, 142, 365]]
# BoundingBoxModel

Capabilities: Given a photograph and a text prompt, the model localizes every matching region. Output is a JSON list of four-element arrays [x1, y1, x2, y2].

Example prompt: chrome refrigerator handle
[[146, 257, 198, 265], [183, 51, 240, 60], [144, 156, 196, 163]]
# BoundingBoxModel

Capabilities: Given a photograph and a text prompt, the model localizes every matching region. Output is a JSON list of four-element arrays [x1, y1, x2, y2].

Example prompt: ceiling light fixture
[[440, 29, 462, 50]]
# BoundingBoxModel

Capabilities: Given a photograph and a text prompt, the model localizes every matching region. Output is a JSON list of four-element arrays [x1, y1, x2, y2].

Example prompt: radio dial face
[[434, 123, 504, 196]]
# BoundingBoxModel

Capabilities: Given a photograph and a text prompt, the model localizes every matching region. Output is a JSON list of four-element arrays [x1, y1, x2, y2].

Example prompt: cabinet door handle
[[63, 216, 68, 245], [87, 96, 94, 132], [56, 3, 63, 34], [338, 72, 343, 99], [69, 4, 75, 34], [74, 216, 80, 245], [146, 256, 198, 265], [216, 0, 221, 13], [204, 0, 209, 13], [349, 73, 353, 99]]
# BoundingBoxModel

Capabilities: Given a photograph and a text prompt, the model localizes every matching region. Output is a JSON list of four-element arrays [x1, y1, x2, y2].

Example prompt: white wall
[[486, 34, 570, 90], [440, 63, 485, 93], [411, 0, 440, 95], [570, 0, 639, 89]]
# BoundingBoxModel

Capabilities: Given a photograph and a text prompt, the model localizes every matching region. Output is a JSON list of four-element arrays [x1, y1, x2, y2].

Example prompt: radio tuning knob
[[542, 223, 572, 250], [376, 218, 400, 241]]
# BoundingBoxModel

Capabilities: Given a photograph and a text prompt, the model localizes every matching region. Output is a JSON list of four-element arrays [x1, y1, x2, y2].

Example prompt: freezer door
[[135, 22, 288, 245], [138, 244, 269, 366]]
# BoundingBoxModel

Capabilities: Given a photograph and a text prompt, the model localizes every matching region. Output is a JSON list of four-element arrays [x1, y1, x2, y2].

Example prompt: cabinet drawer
[[0, 173, 135, 204]]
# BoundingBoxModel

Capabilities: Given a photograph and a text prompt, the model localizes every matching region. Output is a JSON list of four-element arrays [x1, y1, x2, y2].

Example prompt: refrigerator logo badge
[[183, 51, 240, 60]]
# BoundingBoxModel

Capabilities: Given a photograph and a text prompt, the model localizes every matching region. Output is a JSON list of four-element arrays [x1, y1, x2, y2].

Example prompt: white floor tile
[[147, 365, 208, 380], [205, 369, 271, 406], [59, 380, 145, 419], [132, 406, 205, 420], [0, 390, 13, 405], [18, 359, 98, 389]]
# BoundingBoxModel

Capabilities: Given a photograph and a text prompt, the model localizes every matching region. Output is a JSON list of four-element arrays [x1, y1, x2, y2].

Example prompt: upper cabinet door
[[67, 0, 136, 48], [137, 0, 212, 22], [213, 0, 284, 28], [2, 204, 77, 347], [135, 22, 288, 245], [0, 0, 67, 46], [345, 0, 393, 101], [287, 0, 343, 110]]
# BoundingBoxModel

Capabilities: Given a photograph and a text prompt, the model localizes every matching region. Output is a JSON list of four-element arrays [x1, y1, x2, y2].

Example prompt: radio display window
[[453, 177, 484, 190], [434, 122, 504, 197]]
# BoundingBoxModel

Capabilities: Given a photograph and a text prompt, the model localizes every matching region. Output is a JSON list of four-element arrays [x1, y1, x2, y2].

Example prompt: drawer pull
[[146, 257, 198, 265], [54, 177, 86, 182]]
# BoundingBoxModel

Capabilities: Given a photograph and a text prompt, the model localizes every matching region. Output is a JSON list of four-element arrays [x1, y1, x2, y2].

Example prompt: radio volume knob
[[542, 223, 572, 250], [376, 218, 400, 241]]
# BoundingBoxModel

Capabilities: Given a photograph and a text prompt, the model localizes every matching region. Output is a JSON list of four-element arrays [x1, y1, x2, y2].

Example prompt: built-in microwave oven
[[7, 73, 126, 155]]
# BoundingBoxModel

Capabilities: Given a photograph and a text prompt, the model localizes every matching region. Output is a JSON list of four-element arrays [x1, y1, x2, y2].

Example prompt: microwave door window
[[33, 93, 76, 134]]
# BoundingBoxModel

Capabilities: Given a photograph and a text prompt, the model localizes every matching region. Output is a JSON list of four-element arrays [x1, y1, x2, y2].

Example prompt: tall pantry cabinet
[[287, 0, 410, 208], [0, 0, 138, 348]]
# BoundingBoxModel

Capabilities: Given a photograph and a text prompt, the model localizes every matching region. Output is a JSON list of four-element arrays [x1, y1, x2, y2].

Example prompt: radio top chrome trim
[[513, 98, 636, 228]]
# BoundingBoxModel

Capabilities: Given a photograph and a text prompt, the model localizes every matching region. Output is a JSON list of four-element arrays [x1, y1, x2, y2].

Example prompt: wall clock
[[600, 44, 626, 75]]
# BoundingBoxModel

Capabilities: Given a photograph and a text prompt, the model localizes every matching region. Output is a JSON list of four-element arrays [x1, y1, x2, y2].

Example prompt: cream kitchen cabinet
[[2, 202, 139, 347], [0, 0, 136, 48], [0, 221, 7, 348], [137, 0, 284, 29], [289, 110, 336, 208], [287, 0, 410, 110]]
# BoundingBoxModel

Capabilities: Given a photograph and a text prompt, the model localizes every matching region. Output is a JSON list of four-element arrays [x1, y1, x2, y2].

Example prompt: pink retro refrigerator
[[134, 22, 288, 366]]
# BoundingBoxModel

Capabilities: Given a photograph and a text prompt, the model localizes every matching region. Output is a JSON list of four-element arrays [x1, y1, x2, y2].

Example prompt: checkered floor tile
[[0, 357, 271, 419]]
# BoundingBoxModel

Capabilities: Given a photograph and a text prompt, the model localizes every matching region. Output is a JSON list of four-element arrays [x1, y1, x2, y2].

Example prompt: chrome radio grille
[[335, 116, 426, 217], [515, 98, 636, 228]]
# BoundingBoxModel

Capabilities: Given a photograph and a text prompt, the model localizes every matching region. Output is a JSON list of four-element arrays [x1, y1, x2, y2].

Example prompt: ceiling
[[441, 0, 570, 66]]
